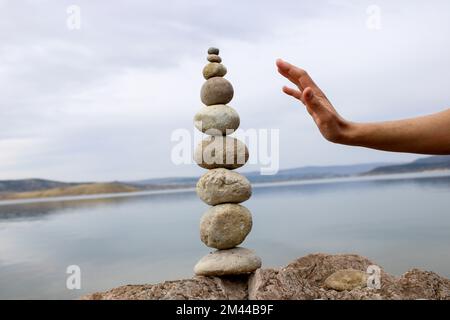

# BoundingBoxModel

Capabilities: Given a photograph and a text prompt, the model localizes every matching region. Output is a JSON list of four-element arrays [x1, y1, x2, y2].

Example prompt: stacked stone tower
[[193, 48, 261, 276]]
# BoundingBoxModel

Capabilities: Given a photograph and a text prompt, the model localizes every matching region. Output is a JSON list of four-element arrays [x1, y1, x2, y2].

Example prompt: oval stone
[[194, 247, 261, 276], [324, 269, 368, 291], [194, 136, 249, 170], [194, 105, 239, 135], [200, 77, 234, 106], [207, 54, 222, 63], [196, 169, 251, 205], [200, 204, 252, 249], [202, 63, 227, 80], [208, 47, 219, 55]]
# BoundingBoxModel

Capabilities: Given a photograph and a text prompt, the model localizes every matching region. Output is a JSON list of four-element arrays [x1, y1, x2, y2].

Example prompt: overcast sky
[[1, 0, 449, 181]]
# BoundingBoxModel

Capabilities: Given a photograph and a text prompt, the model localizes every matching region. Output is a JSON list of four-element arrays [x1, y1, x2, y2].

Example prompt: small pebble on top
[[208, 47, 220, 55]]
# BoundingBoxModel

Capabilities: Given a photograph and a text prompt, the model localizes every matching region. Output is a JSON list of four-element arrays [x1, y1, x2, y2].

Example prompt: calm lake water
[[0, 173, 449, 299]]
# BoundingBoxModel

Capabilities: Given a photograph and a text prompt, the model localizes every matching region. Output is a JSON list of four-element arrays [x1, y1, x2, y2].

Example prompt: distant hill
[[365, 155, 450, 175], [0, 179, 78, 193], [130, 162, 392, 186], [0, 183, 140, 200], [130, 176, 198, 187], [132, 157, 450, 186], [1, 156, 449, 201], [414, 155, 450, 165], [244, 162, 391, 183]]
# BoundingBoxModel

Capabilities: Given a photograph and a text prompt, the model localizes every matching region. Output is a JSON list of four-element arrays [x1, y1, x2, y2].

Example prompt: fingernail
[[306, 90, 313, 100]]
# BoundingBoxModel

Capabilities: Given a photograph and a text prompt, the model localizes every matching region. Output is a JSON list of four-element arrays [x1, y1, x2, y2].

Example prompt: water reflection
[[0, 190, 196, 222], [0, 173, 449, 299]]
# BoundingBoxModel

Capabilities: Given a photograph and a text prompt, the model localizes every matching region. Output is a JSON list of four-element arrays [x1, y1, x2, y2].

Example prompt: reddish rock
[[82, 253, 450, 300]]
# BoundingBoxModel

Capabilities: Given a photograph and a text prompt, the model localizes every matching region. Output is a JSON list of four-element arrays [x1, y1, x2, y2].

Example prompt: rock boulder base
[[82, 253, 450, 300]]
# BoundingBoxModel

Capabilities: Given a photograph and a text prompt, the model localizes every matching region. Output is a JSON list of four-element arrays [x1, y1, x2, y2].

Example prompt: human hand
[[276, 59, 350, 143]]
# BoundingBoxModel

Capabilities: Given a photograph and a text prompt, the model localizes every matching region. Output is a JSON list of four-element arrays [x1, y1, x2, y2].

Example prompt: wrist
[[338, 120, 361, 146]]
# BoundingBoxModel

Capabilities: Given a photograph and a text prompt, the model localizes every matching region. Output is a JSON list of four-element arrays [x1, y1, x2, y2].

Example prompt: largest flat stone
[[194, 247, 262, 276]]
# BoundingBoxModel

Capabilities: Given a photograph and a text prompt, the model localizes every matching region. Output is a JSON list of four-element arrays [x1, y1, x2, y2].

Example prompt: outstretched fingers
[[281, 85, 326, 115], [277, 60, 337, 119], [282, 86, 304, 103], [282, 85, 326, 116], [276, 59, 319, 91]]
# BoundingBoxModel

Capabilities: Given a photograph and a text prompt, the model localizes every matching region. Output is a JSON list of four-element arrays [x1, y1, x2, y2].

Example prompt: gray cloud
[[1, 0, 449, 181]]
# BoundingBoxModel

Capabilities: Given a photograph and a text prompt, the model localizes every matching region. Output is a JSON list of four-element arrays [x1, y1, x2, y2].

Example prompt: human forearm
[[277, 59, 450, 155], [343, 109, 450, 154]]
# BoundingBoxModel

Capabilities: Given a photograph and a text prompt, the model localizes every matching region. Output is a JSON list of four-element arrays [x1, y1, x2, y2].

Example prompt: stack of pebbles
[[193, 47, 261, 276]]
